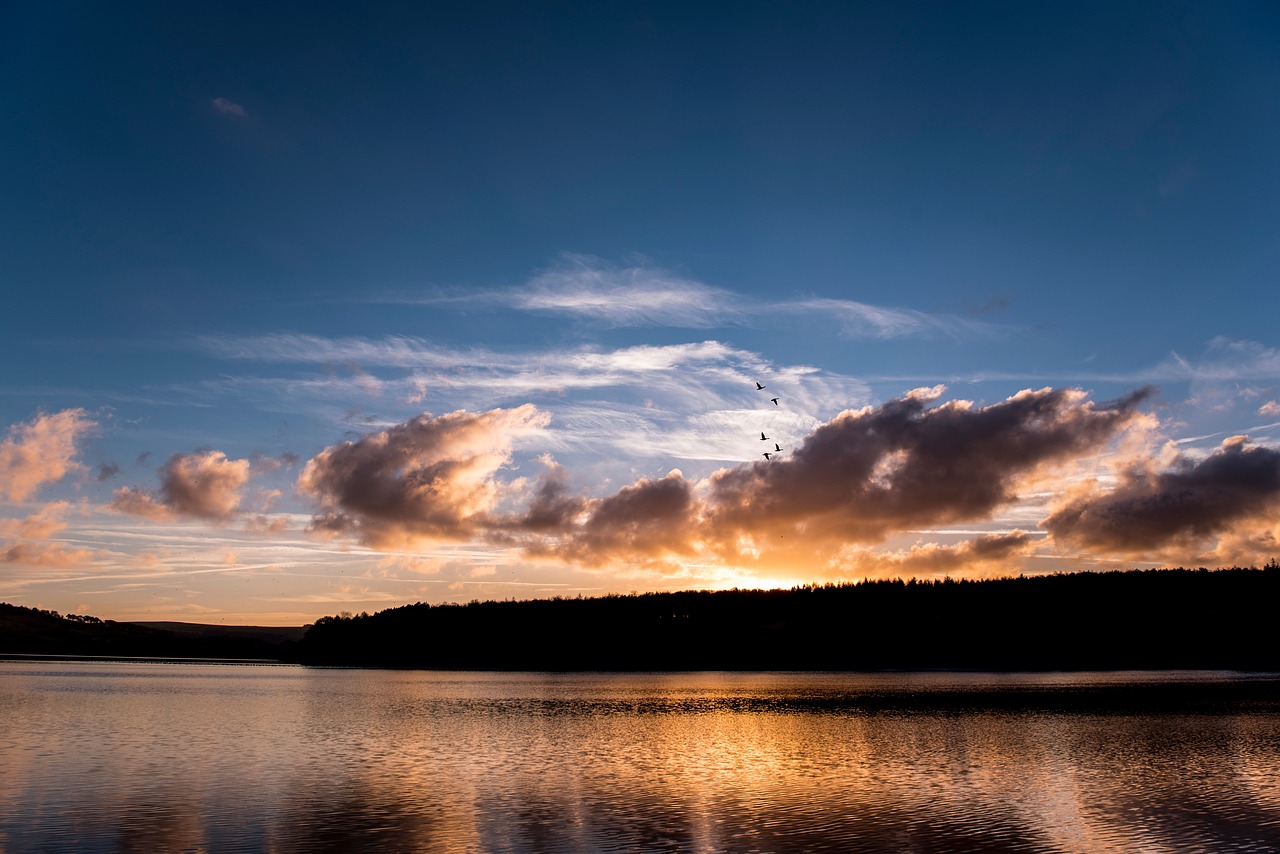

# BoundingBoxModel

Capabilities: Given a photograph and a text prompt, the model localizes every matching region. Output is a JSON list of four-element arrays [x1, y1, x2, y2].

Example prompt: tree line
[[293, 563, 1280, 671]]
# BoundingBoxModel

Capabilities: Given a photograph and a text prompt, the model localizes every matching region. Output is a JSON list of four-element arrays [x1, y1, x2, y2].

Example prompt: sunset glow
[[4, 3, 1279, 624]]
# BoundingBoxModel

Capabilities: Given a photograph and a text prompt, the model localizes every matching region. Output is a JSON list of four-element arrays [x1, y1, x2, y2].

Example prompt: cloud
[[517, 254, 738, 327], [94, 462, 121, 481], [698, 386, 1154, 562], [108, 485, 175, 521], [379, 255, 1009, 339], [245, 514, 290, 536], [188, 334, 867, 466], [110, 450, 251, 522], [837, 532, 1039, 579], [211, 97, 246, 117], [195, 333, 757, 377], [1043, 435, 1280, 555], [0, 502, 95, 568], [249, 452, 299, 474], [158, 451, 250, 518], [777, 298, 1000, 341], [298, 405, 549, 548], [1261, 401, 1280, 417], [304, 388, 1151, 577], [0, 540, 96, 568], [0, 409, 96, 502], [0, 501, 74, 539], [524, 470, 697, 568]]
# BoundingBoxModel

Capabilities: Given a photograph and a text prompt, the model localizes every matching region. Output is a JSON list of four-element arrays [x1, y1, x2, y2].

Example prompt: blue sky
[[4, 2, 1280, 624]]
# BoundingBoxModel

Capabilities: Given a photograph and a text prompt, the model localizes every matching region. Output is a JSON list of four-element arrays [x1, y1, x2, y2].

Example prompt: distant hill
[[293, 565, 1280, 671], [132, 622, 306, 645], [0, 604, 298, 661]]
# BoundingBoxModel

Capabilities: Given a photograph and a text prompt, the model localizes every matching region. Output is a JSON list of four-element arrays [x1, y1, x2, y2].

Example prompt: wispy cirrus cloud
[[189, 332, 865, 414], [382, 254, 1009, 339], [185, 334, 867, 466], [211, 97, 246, 117], [518, 255, 737, 327], [776, 297, 1001, 341]]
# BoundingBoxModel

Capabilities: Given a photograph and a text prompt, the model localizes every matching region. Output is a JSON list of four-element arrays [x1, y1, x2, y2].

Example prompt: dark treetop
[[293, 564, 1280, 671]]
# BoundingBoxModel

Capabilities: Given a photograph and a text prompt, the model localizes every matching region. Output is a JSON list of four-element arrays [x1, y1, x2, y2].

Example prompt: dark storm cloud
[[1043, 436, 1280, 554]]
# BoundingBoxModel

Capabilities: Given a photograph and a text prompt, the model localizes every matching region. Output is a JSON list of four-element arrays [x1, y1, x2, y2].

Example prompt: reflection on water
[[3, 666, 1280, 852]]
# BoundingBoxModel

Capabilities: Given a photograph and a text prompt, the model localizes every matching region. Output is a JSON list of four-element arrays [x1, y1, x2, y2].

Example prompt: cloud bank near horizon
[[278, 384, 1279, 576], [5, 384, 1280, 584]]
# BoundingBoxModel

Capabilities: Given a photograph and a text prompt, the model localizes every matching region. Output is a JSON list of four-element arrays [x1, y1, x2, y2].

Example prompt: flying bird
[[762, 452, 772, 460], [755, 382, 765, 390], [760, 432, 769, 441], [770, 398, 779, 405], [774, 443, 783, 452]]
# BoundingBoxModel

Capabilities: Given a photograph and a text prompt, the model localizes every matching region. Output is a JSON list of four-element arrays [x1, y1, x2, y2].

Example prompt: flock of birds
[[755, 382, 783, 460]]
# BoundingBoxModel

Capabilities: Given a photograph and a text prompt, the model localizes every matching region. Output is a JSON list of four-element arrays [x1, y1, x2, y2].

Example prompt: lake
[[3, 664, 1280, 852]]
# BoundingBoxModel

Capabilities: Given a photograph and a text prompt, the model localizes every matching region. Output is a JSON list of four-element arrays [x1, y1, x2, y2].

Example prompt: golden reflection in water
[[3, 665, 1280, 852]]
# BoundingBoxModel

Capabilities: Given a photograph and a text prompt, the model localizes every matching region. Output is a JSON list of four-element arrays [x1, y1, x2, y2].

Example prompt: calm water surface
[[2, 664, 1280, 852]]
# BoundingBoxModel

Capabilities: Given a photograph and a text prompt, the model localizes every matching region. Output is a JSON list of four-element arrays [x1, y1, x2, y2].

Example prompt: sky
[[3, 1, 1280, 625]]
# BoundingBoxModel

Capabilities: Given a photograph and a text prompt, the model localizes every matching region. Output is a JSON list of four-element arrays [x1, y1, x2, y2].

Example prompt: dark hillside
[[133, 622, 306, 645], [0, 604, 293, 660], [294, 565, 1280, 671]]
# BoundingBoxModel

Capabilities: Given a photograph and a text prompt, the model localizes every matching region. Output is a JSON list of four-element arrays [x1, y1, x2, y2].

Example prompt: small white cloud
[[1261, 401, 1280, 417], [519, 254, 738, 328], [211, 97, 246, 118]]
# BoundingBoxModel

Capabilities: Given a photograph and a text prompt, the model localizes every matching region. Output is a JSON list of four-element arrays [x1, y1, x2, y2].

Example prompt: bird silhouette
[[774, 443, 783, 452], [770, 397, 779, 405], [755, 382, 765, 390], [762, 452, 772, 460], [760, 432, 769, 441]]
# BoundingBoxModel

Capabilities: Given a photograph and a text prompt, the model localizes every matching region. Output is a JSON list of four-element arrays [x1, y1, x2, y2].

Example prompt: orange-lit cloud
[[245, 514, 290, 536], [836, 532, 1039, 580], [0, 540, 96, 568], [1043, 435, 1280, 556], [108, 485, 176, 521], [0, 501, 74, 539], [697, 386, 1152, 563], [0, 409, 96, 502], [302, 388, 1152, 575], [109, 450, 252, 521], [298, 405, 549, 548], [526, 470, 697, 567], [0, 502, 95, 568]]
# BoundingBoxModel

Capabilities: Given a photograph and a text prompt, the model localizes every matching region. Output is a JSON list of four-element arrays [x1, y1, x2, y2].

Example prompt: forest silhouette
[[6, 565, 1278, 670], [294, 564, 1280, 671]]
